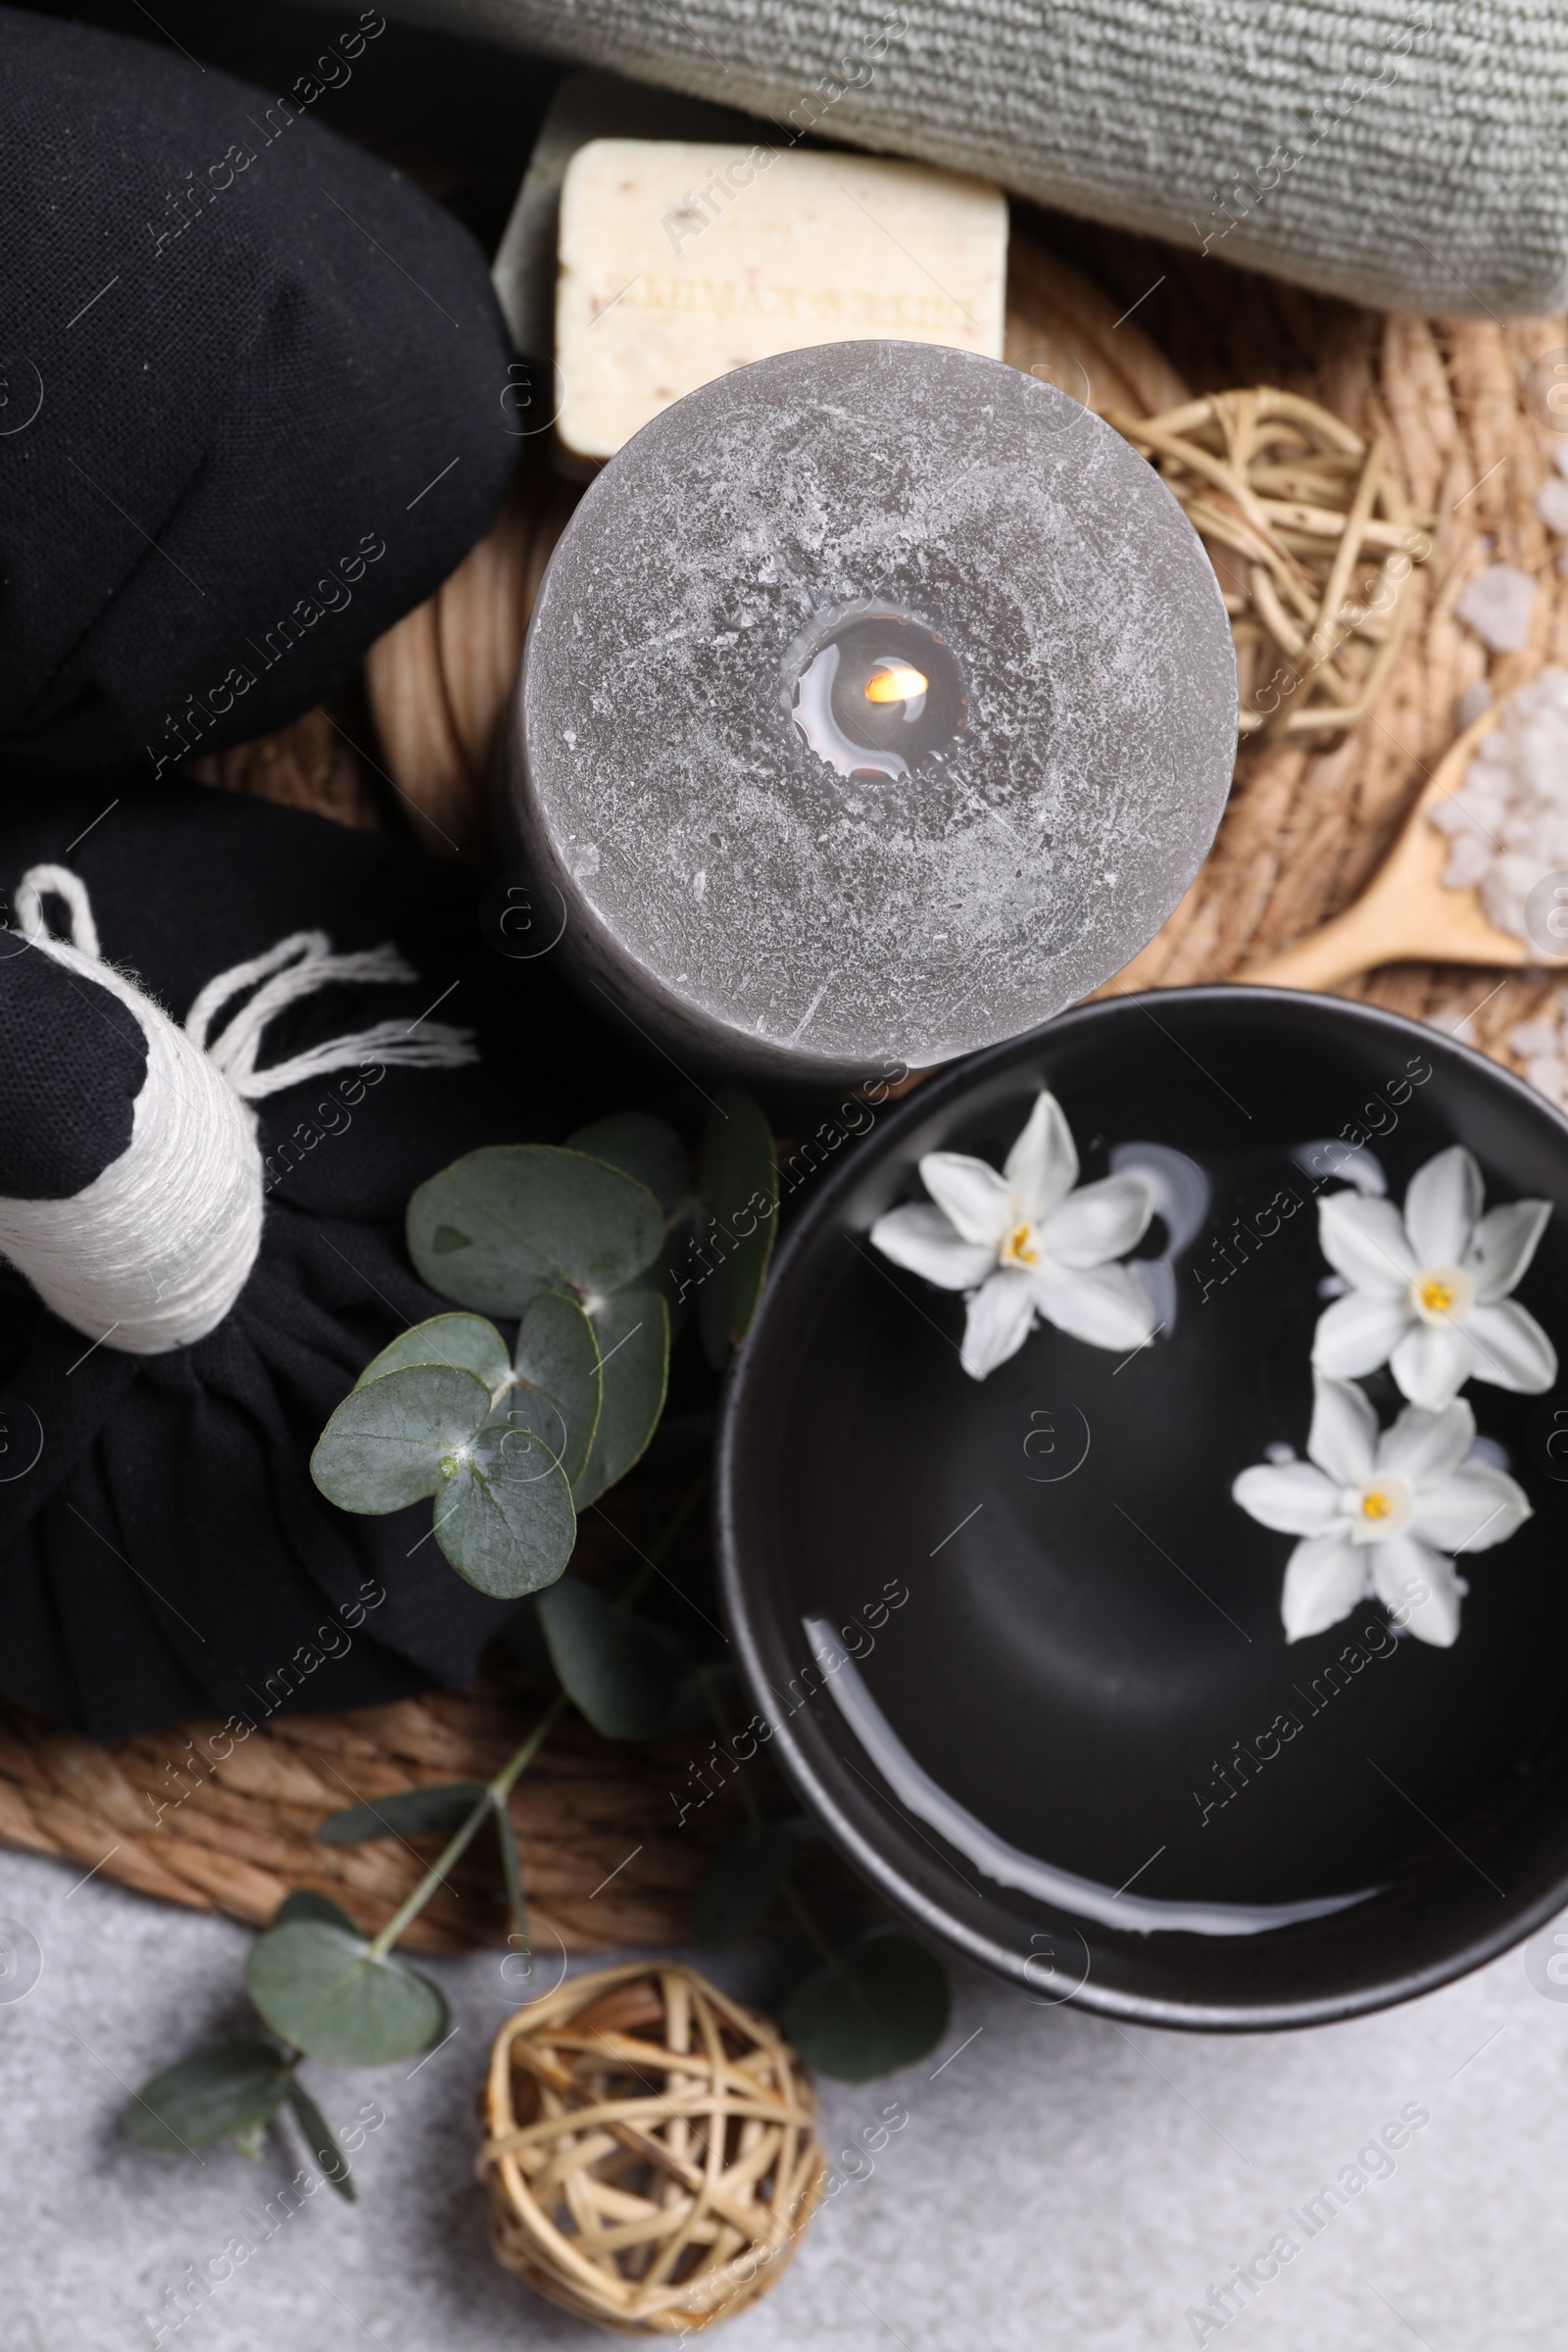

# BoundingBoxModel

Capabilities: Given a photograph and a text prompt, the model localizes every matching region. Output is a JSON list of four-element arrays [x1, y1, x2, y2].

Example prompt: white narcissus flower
[[1233, 1373, 1532, 1648], [1313, 1144, 1555, 1410], [869, 1091, 1157, 1380]]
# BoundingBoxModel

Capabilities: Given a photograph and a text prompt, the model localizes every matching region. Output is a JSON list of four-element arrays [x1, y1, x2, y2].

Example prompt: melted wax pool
[[789, 607, 966, 781]]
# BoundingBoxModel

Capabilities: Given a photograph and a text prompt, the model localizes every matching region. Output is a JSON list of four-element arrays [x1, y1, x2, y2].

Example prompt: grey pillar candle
[[510, 341, 1236, 1086]]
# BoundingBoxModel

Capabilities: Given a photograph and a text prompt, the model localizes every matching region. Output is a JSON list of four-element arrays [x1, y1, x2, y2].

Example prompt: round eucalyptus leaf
[[311, 1364, 492, 1515], [695, 1820, 805, 1948], [123, 2040, 293, 2151], [407, 1146, 665, 1317], [286, 2078, 356, 2200], [782, 1932, 951, 2082], [433, 1419, 577, 1599], [272, 1889, 363, 1935], [536, 1578, 683, 1740], [317, 1782, 486, 1846], [574, 1291, 669, 1507], [697, 1089, 779, 1368], [511, 1291, 601, 1487], [567, 1112, 691, 1217], [246, 1921, 448, 2067], [353, 1313, 510, 1395]]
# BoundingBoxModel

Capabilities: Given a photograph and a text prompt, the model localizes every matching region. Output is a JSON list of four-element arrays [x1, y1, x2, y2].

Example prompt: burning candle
[[509, 340, 1236, 1086]]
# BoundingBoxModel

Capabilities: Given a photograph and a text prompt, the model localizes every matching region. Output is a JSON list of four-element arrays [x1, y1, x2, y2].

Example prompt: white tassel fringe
[[0, 864, 478, 1354]]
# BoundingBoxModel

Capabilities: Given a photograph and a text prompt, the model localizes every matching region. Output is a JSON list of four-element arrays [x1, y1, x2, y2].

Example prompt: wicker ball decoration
[[478, 1962, 829, 2334], [1110, 387, 1432, 745]]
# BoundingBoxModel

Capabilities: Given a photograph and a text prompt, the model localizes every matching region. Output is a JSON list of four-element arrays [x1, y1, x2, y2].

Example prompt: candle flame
[[864, 662, 929, 705]]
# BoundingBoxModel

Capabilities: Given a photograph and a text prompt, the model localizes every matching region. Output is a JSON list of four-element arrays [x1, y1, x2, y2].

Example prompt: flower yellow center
[[864, 662, 929, 705], [1409, 1262, 1473, 1327], [1345, 1472, 1412, 1543], [1002, 1222, 1039, 1268]]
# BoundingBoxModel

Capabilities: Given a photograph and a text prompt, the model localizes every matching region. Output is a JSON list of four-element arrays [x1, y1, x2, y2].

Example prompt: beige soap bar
[[555, 139, 1008, 461]]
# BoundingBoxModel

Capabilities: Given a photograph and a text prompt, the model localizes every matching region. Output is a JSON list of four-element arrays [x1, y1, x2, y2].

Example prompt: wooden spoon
[[1244, 709, 1568, 989]]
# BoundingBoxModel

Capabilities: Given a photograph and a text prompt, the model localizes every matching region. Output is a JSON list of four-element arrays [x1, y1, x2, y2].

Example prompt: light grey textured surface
[[7, 1838, 1568, 2350], [340, 0, 1568, 317]]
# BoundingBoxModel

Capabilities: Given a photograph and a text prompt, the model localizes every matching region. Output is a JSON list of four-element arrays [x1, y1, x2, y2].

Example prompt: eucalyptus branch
[[368, 1468, 712, 1957], [120, 1098, 806, 2172], [367, 1690, 569, 1961]]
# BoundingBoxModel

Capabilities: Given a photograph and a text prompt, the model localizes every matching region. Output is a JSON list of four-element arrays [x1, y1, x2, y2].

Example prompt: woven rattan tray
[[6, 226, 1566, 1953]]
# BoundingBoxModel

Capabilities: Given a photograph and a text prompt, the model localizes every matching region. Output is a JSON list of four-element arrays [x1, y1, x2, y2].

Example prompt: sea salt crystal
[[1509, 1016, 1560, 1055], [1455, 678, 1494, 730], [1538, 477, 1568, 535], [1442, 828, 1493, 888], [1455, 563, 1537, 653], [1430, 667, 1568, 943]]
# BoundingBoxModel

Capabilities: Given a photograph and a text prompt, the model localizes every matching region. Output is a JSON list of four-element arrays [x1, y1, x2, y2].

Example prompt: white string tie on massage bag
[[0, 863, 478, 1355]]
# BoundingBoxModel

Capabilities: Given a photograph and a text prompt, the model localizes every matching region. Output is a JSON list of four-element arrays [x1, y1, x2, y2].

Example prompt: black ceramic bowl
[[717, 988, 1568, 2030]]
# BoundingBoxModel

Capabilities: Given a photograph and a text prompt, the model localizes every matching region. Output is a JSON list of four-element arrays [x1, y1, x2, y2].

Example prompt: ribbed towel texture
[[358, 0, 1568, 315]]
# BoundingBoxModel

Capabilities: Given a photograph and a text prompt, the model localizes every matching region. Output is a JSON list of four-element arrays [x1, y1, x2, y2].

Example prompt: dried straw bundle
[[1111, 387, 1431, 743]]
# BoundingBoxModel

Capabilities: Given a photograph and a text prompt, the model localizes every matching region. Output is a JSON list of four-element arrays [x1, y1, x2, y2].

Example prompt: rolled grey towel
[[348, 0, 1568, 317]]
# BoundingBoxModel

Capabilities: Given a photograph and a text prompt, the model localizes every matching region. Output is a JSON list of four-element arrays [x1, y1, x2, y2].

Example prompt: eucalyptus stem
[[366, 1690, 568, 1960], [493, 1687, 571, 1801], [366, 1470, 710, 1961]]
